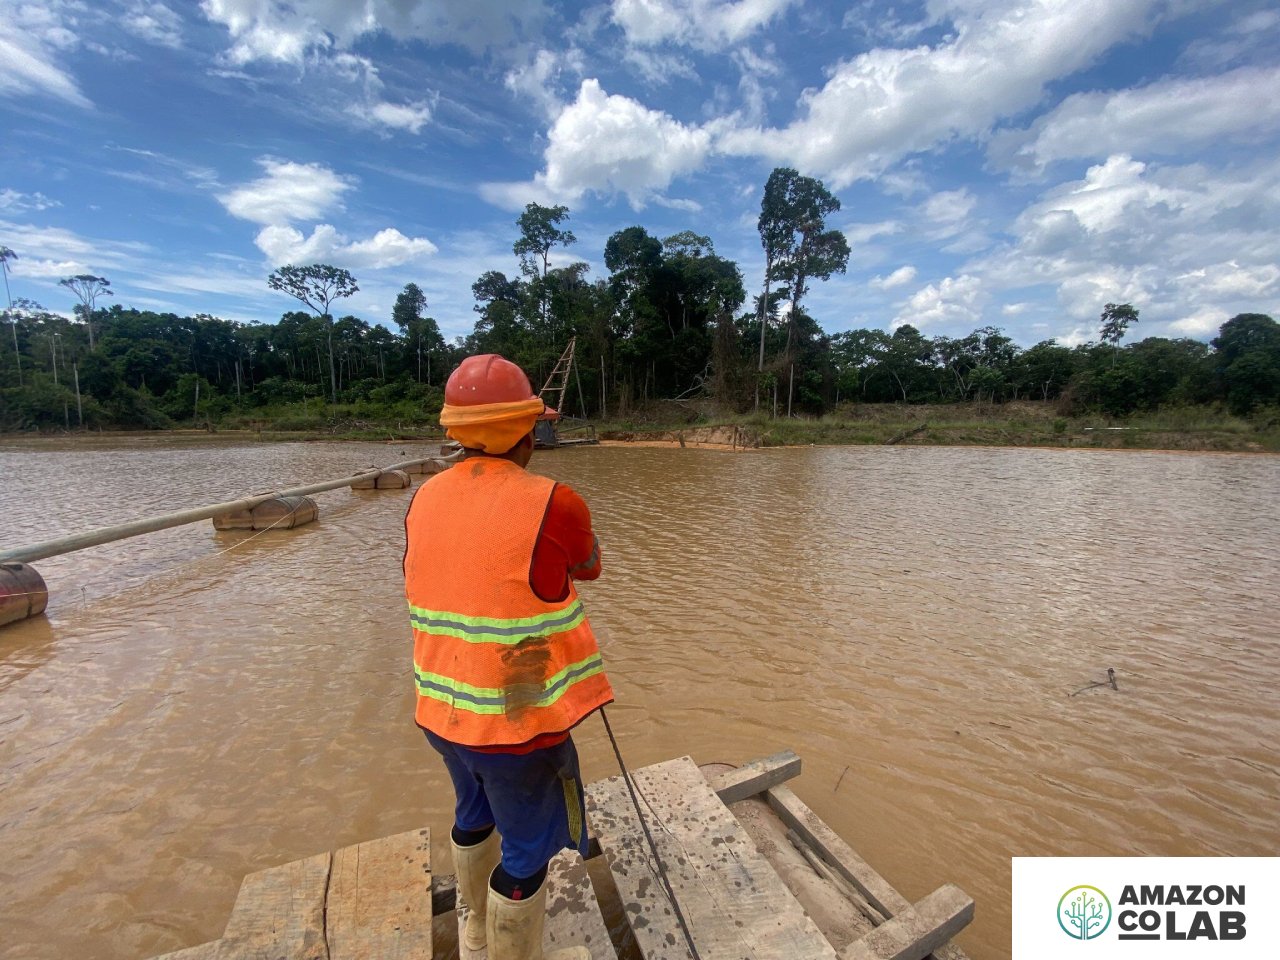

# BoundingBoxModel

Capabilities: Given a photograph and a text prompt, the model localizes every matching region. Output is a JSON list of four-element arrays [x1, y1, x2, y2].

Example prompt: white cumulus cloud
[[0, 189, 61, 213], [871, 265, 917, 290], [991, 64, 1280, 173], [970, 152, 1280, 336], [200, 0, 549, 62], [255, 224, 437, 269], [894, 274, 985, 330], [123, 2, 185, 49], [611, 0, 798, 51], [481, 79, 711, 210], [716, 0, 1161, 186], [218, 158, 354, 225], [354, 100, 434, 134]]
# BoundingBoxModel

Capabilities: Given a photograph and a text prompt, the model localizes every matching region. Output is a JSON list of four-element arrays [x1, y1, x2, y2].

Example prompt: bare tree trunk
[[9, 320, 21, 387], [74, 363, 82, 427], [757, 266, 770, 372], [326, 320, 337, 403], [787, 364, 794, 418]]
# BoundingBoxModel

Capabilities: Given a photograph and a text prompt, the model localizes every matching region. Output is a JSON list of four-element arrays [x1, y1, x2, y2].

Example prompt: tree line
[[1, 171, 1278, 432]]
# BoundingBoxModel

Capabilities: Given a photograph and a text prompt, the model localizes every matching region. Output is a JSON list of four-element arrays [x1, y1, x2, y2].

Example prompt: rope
[[599, 707, 702, 960], [7, 512, 295, 613]]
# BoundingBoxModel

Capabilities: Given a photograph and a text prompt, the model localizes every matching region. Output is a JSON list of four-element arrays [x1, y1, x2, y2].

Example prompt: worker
[[404, 353, 613, 960]]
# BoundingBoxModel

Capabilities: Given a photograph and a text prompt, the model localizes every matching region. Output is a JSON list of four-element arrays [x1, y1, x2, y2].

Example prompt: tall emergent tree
[[513, 203, 576, 339], [267, 263, 358, 403], [1099, 302, 1139, 347], [756, 168, 849, 365], [1, 245, 19, 384], [58, 274, 113, 349], [392, 282, 445, 384], [756, 169, 794, 372]]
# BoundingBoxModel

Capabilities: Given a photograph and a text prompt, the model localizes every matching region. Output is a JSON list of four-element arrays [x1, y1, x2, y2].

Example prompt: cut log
[[839, 886, 974, 960]]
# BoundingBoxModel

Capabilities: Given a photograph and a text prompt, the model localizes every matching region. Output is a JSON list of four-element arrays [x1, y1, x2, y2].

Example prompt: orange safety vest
[[404, 457, 613, 747]]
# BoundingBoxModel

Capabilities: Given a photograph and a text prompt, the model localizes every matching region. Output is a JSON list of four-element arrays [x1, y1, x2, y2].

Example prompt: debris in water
[[1069, 667, 1120, 697], [834, 765, 850, 793]]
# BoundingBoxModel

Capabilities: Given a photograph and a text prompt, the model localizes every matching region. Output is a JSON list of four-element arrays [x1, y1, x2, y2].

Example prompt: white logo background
[[1013, 857, 1280, 959]]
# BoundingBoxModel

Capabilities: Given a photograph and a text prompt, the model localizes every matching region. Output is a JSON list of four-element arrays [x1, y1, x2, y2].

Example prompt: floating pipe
[[0, 455, 453, 566]]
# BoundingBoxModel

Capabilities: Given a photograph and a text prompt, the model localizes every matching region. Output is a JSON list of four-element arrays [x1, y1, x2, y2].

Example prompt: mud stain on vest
[[500, 635, 552, 716]]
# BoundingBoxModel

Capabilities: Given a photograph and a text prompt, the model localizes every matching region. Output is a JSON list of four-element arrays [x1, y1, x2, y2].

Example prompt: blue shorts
[[424, 729, 589, 879]]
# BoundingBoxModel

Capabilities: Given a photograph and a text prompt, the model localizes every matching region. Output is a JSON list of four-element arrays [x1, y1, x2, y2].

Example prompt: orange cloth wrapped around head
[[440, 354, 545, 454]]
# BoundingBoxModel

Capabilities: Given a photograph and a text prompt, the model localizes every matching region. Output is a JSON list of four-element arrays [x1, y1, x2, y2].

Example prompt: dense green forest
[[2, 169, 1279, 434]]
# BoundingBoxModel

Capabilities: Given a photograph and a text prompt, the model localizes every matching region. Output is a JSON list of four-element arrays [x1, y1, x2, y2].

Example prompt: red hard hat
[[445, 354, 536, 406]]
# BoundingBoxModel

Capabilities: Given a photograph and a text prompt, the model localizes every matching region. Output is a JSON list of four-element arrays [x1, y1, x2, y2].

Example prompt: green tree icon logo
[[1058, 886, 1112, 940]]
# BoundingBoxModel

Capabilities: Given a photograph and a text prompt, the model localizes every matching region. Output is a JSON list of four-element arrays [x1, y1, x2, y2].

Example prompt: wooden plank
[[456, 849, 614, 960], [765, 787, 970, 960], [327, 828, 433, 960], [219, 851, 331, 959], [705, 751, 802, 805], [586, 756, 838, 960], [839, 886, 973, 960]]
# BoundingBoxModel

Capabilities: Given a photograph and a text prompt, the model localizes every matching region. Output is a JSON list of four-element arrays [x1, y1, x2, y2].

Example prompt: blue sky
[[1, 0, 1278, 347]]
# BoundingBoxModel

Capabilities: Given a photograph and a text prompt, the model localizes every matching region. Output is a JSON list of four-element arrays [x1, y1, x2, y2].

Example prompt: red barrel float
[[0, 563, 49, 627]]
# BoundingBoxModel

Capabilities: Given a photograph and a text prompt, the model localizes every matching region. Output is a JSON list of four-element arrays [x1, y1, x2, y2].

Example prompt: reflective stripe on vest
[[404, 457, 613, 746], [414, 651, 606, 715], [407, 599, 587, 644]]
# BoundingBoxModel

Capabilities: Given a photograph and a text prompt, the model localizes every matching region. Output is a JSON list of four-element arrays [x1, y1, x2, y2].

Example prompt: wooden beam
[[587, 756, 838, 960], [705, 749, 802, 804], [765, 785, 970, 960], [839, 885, 974, 960]]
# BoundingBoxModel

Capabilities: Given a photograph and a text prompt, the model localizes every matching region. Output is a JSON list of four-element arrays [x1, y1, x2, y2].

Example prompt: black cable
[[599, 707, 702, 960]]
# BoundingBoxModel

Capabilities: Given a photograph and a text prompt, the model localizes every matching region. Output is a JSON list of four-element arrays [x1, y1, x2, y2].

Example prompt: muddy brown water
[[0, 438, 1277, 960]]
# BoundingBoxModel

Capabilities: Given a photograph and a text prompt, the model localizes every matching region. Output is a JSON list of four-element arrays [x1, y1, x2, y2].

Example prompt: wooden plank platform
[[764, 786, 970, 960], [586, 755, 839, 960], [150, 752, 974, 960], [457, 848, 614, 960], [155, 830, 432, 960]]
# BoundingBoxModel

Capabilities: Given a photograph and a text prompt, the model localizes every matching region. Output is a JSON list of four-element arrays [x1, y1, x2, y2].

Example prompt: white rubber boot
[[453, 831, 501, 950], [486, 881, 590, 960]]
